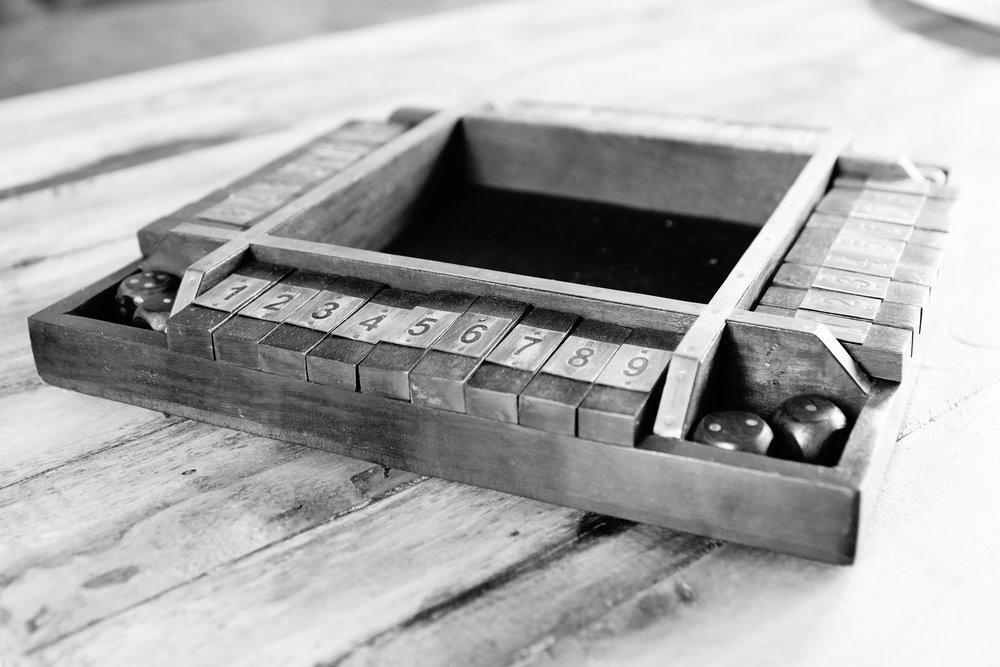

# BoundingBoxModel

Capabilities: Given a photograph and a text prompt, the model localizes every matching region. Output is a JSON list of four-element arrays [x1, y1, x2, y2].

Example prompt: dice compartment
[[29, 102, 953, 563]]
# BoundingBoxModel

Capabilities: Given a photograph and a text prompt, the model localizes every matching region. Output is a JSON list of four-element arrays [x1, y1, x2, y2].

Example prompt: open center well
[[269, 111, 815, 305]]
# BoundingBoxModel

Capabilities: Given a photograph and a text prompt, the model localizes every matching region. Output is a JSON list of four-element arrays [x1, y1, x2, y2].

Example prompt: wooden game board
[[28, 102, 956, 564]]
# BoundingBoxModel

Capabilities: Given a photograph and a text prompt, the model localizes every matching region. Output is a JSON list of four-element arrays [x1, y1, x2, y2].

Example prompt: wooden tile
[[834, 175, 932, 196], [165, 262, 288, 359], [195, 202, 263, 227], [811, 266, 889, 299], [891, 262, 937, 287], [164, 305, 233, 359], [822, 250, 897, 278], [213, 271, 339, 369], [850, 187, 925, 209], [794, 309, 872, 344], [830, 230, 906, 263], [908, 227, 948, 250], [577, 329, 675, 446], [409, 297, 528, 413], [804, 211, 846, 231], [799, 287, 881, 321], [226, 181, 301, 210], [840, 217, 913, 242], [915, 197, 957, 231], [785, 228, 837, 265], [464, 309, 579, 423], [358, 291, 477, 400], [900, 243, 945, 273], [772, 262, 818, 290], [265, 160, 337, 187], [816, 189, 920, 225], [843, 323, 913, 381], [258, 276, 382, 380], [755, 305, 796, 317], [885, 280, 930, 308], [304, 287, 421, 389], [875, 301, 921, 334], [191, 263, 289, 312], [759, 285, 806, 310], [518, 320, 631, 435]]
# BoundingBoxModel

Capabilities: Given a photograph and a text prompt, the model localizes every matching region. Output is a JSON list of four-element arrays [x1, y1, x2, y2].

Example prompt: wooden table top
[[3, 0, 999, 664]]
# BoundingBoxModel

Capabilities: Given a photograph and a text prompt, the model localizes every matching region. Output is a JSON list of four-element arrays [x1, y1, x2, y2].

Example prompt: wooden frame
[[29, 102, 952, 563]]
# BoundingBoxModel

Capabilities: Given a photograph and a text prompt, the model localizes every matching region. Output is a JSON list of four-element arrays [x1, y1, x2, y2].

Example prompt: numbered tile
[[306, 287, 420, 389], [786, 228, 837, 266], [577, 329, 676, 446], [212, 271, 337, 369], [228, 181, 301, 209], [794, 310, 872, 344], [834, 175, 932, 196], [256, 277, 382, 380], [166, 262, 288, 359], [840, 217, 913, 242], [409, 297, 528, 413], [799, 288, 881, 321], [850, 187, 925, 209], [518, 320, 631, 436], [804, 211, 847, 231], [330, 119, 407, 144], [196, 202, 262, 227], [816, 189, 919, 225], [811, 266, 889, 299], [772, 263, 818, 290], [464, 309, 579, 423], [759, 285, 806, 311], [807, 210, 914, 242], [304, 144, 365, 168], [822, 250, 897, 278], [192, 265, 288, 313], [891, 262, 937, 287], [358, 291, 477, 400], [282, 288, 370, 333], [265, 160, 337, 187], [830, 230, 906, 263]]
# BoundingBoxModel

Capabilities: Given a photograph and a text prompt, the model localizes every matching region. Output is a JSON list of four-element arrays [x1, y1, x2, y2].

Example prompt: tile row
[[164, 262, 679, 445], [755, 176, 956, 380], [193, 121, 405, 230]]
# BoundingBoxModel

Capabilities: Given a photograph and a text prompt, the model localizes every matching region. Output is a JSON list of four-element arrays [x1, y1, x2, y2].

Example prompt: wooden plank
[[0, 418, 422, 654]]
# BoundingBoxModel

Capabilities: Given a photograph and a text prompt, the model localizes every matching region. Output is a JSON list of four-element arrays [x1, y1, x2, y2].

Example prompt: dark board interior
[[382, 186, 759, 304]]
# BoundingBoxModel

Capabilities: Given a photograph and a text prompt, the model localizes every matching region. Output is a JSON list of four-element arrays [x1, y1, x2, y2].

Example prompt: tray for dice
[[29, 102, 956, 563]]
